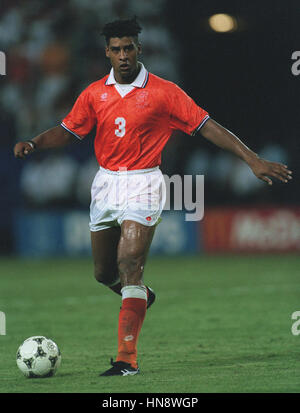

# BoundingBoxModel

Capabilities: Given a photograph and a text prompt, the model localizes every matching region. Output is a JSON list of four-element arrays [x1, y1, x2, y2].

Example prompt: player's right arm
[[13, 126, 76, 159], [14, 84, 96, 160]]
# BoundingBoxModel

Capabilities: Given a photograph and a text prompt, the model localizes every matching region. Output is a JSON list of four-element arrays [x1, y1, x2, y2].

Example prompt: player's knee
[[94, 267, 118, 287]]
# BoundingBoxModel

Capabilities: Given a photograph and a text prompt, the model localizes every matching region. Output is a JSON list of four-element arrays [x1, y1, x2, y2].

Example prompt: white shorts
[[89, 166, 166, 232]]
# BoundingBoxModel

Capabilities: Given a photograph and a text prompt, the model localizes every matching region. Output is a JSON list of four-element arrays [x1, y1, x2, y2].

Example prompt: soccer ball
[[16, 336, 61, 378]]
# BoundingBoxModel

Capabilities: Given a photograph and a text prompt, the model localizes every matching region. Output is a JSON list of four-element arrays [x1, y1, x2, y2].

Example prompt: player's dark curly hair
[[101, 16, 142, 45]]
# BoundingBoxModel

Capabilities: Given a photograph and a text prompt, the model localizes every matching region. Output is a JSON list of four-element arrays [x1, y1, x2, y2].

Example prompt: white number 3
[[115, 117, 126, 137]]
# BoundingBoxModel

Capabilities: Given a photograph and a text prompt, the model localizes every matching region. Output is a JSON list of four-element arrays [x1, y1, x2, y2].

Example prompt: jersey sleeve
[[168, 84, 209, 136], [61, 87, 96, 139]]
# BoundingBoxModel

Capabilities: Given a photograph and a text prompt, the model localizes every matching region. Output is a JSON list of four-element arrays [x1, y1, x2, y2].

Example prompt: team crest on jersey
[[100, 92, 108, 101], [136, 91, 149, 108]]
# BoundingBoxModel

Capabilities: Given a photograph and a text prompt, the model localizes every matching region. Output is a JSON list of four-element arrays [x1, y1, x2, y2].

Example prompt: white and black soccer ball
[[16, 336, 61, 378]]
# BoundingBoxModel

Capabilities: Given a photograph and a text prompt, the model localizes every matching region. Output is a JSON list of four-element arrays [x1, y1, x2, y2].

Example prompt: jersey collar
[[105, 62, 149, 88]]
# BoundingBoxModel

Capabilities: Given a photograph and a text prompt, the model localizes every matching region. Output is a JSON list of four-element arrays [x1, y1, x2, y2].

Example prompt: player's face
[[105, 36, 141, 83]]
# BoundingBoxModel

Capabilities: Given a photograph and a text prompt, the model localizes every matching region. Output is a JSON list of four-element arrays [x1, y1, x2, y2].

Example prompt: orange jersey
[[61, 66, 209, 171]]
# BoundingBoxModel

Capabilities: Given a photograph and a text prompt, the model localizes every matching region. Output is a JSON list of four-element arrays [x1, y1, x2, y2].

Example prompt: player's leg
[[99, 168, 165, 376], [91, 225, 156, 311], [91, 227, 121, 288], [115, 220, 155, 369], [100, 220, 156, 376]]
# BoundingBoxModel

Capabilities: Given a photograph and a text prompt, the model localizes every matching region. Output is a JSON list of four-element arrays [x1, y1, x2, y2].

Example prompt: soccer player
[[14, 17, 292, 377]]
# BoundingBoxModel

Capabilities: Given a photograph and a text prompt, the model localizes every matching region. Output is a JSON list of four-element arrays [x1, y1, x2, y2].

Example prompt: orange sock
[[116, 286, 147, 369]]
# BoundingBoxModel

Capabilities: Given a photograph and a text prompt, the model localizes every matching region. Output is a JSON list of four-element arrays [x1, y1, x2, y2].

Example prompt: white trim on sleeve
[[191, 115, 210, 136], [61, 122, 83, 140]]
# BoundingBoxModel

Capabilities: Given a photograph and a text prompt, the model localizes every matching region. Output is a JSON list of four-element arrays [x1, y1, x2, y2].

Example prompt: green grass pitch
[[0, 254, 299, 393]]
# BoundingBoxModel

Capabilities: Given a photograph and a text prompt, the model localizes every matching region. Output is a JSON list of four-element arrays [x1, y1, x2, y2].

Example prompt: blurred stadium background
[[0, 0, 299, 258]]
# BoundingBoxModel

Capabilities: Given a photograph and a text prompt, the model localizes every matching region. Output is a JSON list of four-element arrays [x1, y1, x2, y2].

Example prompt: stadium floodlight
[[208, 13, 237, 33]]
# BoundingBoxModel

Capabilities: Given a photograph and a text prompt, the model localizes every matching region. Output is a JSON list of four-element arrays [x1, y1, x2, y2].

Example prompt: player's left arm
[[199, 118, 292, 185]]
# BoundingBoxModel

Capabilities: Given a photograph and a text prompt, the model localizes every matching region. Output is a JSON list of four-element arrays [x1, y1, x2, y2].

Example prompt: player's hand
[[248, 157, 292, 185], [13, 141, 36, 159]]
